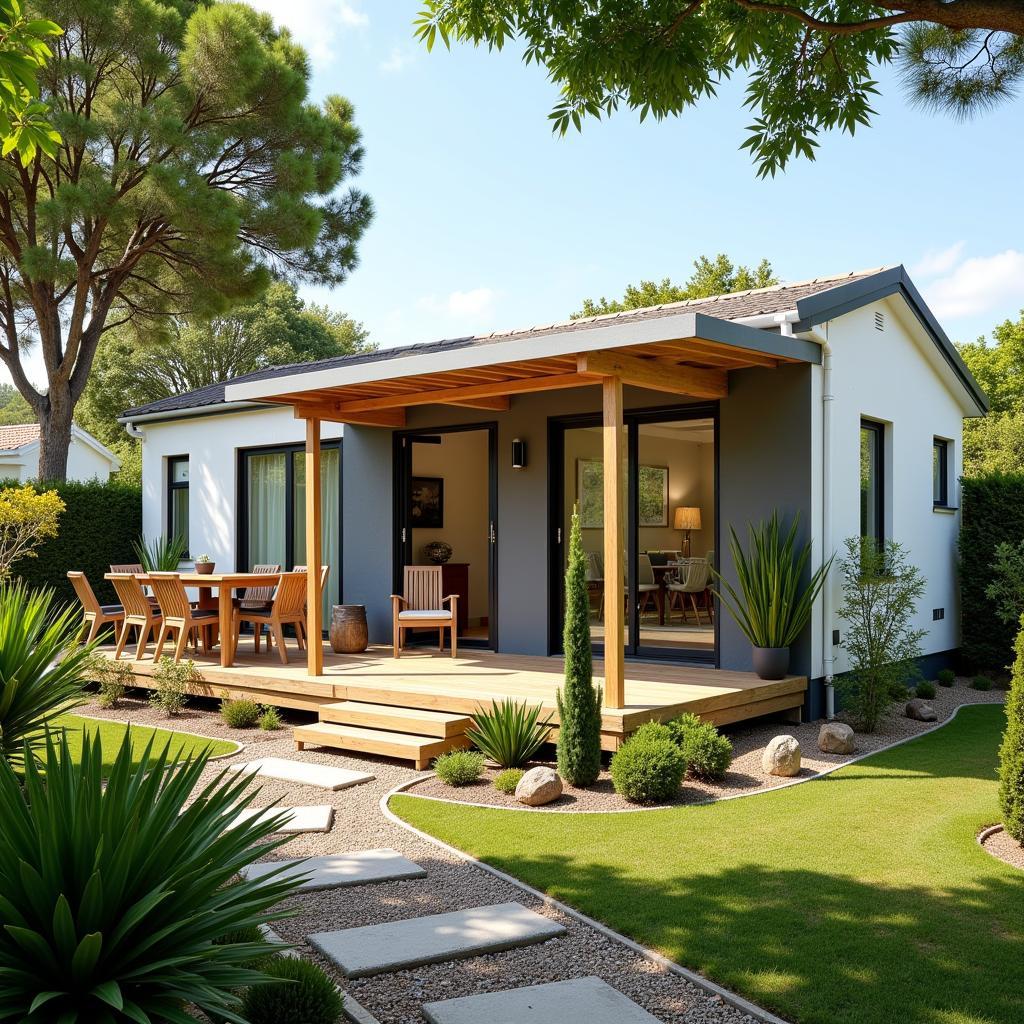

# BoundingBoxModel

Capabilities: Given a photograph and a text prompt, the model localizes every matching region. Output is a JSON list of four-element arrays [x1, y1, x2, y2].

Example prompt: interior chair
[[67, 571, 124, 644], [632, 552, 662, 620], [148, 573, 217, 662], [391, 565, 458, 658], [109, 573, 163, 660], [233, 570, 308, 665], [584, 550, 604, 620], [665, 558, 711, 625], [292, 564, 330, 649]]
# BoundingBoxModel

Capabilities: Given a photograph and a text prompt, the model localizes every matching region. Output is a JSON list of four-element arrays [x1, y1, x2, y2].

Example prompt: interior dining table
[[104, 571, 283, 667]]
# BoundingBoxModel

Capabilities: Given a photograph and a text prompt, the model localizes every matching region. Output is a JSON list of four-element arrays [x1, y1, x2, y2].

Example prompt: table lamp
[[673, 506, 702, 558]]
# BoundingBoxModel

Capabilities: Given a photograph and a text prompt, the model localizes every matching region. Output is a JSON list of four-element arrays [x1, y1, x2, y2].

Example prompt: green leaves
[[466, 698, 554, 768]]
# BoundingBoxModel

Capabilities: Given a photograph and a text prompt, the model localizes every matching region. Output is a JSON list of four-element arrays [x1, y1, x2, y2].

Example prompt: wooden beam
[[602, 376, 625, 710], [443, 395, 510, 411], [293, 404, 406, 427], [304, 417, 324, 677], [577, 350, 727, 399]]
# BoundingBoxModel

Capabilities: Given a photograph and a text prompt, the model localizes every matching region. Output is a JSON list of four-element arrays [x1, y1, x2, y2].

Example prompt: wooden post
[[304, 416, 324, 676], [602, 376, 625, 709]]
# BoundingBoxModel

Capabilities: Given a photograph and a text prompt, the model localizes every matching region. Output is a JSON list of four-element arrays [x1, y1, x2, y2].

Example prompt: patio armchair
[[391, 565, 458, 659], [235, 563, 281, 612], [149, 573, 218, 662], [67, 571, 124, 644], [109, 573, 163, 660], [232, 570, 308, 665]]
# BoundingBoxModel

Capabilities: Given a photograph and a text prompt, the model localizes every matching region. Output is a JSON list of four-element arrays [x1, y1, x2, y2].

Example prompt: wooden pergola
[[225, 312, 819, 707]]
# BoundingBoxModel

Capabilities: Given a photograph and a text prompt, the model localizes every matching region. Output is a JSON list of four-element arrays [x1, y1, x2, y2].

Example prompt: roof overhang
[[224, 311, 820, 426]]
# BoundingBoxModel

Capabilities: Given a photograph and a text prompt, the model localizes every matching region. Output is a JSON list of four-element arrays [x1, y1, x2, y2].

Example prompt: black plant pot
[[752, 645, 790, 680]]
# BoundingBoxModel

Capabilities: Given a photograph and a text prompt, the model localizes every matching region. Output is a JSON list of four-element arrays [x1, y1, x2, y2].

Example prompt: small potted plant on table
[[712, 511, 832, 680], [194, 553, 215, 575]]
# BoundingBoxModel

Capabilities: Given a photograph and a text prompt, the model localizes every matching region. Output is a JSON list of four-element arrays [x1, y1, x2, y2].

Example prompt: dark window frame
[[860, 419, 885, 545], [166, 455, 190, 556], [933, 437, 950, 508]]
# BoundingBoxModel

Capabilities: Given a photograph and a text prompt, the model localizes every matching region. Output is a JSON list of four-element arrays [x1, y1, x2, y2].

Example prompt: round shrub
[[936, 668, 956, 687], [972, 675, 994, 691], [494, 767, 525, 794], [258, 705, 282, 730], [434, 750, 486, 786], [666, 712, 733, 781], [1000, 625, 1024, 843], [915, 680, 937, 700], [221, 697, 262, 728], [610, 735, 687, 805], [241, 956, 343, 1024]]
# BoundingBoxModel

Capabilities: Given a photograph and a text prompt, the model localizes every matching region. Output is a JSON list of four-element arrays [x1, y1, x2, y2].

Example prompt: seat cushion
[[398, 609, 453, 621], [191, 609, 219, 620], [99, 604, 124, 615]]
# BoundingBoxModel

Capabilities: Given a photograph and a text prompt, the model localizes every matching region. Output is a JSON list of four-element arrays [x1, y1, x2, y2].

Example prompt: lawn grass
[[393, 705, 1024, 1024], [54, 714, 236, 773]]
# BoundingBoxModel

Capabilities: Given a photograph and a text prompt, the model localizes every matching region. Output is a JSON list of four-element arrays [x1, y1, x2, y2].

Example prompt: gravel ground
[[79, 691, 760, 1024], [982, 827, 1024, 872], [407, 678, 1008, 811]]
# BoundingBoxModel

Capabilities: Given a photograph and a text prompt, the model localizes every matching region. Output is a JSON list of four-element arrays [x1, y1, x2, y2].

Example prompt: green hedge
[[7, 479, 142, 608], [960, 473, 1024, 671]]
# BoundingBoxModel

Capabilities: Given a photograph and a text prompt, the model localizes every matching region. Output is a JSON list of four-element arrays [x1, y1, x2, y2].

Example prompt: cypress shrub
[[7, 478, 141, 606], [960, 473, 1024, 671], [999, 618, 1024, 843], [556, 507, 603, 787]]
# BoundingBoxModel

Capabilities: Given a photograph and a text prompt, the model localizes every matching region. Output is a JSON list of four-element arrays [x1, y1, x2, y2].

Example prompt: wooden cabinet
[[441, 562, 470, 634]]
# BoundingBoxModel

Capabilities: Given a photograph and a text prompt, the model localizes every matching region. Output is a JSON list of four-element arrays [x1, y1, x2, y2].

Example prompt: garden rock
[[818, 722, 856, 754], [515, 766, 563, 806], [762, 735, 801, 777], [905, 698, 938, 722]]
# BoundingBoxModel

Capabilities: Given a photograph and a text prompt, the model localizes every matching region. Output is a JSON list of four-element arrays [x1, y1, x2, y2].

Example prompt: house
[[0, 423, 121, 482], [120, 265, 986, 720]]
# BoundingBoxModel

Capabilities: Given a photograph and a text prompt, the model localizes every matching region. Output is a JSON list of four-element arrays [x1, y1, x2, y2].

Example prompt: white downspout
[[124, 421, 144, 440], [821, 331, 835, 719]]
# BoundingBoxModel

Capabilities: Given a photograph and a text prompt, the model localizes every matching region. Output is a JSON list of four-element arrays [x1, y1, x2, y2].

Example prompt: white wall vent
[[874, 311, 885, 331]]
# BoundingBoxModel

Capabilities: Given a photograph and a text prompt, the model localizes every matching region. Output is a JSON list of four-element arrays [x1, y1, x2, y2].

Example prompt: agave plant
[[710, 511, 833, 649], [0, 580, 93, 772], [467, 698, 554, 769], [133, 533, 188, 571], [0, 730, 301, 1023]]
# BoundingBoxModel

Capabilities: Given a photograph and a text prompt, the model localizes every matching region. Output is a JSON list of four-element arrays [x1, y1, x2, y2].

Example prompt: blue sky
[[10, 0, 1024, 388]]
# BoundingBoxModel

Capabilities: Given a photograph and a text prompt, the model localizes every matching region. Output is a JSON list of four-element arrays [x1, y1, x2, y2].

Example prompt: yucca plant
[[133, 533, 188, 571], [711, 511, 833, 649], [0, 730, 301, 1023], [466, 698, 554, 769], [0, 580, 92, 772]]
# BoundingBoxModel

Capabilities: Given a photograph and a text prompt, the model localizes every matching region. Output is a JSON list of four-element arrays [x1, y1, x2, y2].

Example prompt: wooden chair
[[67, 572, 124, 644], [391, 565, 458, 659], [666, 558, 711, 625], [236, 563, 280, 610], [109, 574, 163, 660], [233, 571, 308, 665], [148, 573, 218, 663], [292, 564, 329, 650]]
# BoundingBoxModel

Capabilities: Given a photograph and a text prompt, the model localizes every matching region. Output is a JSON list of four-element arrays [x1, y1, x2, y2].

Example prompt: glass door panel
[[293, 447, 340, 623], [246, 452, 288, 571]]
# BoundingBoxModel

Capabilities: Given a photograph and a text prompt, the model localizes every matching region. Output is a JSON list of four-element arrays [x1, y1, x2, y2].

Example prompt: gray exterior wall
[[342, 365, 815, 688]]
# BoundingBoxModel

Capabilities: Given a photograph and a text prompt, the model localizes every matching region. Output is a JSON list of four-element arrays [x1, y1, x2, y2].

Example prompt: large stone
[[308, 902, 566, 978], [818, 722, 856, 755], [515, 766, 563, 806], [423, 977, 661, 1024], [762, 734, 801, 777], [905, 699, 938, 722]]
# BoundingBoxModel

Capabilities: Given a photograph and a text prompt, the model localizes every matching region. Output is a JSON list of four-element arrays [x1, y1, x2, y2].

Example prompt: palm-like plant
[[0, 580, 92, 772], [133, 533, 188, 571], [711, 511, 832, 649], [0, 730, 300, 1023], [466, 698, 554, 769]]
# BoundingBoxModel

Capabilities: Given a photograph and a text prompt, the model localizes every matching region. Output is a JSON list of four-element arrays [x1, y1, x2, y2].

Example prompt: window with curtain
[[294, 447, 340, 624]]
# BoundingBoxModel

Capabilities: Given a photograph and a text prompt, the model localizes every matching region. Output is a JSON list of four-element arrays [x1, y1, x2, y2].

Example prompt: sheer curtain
[[247, 453, 287, 570], [293, 447, 340, 622]]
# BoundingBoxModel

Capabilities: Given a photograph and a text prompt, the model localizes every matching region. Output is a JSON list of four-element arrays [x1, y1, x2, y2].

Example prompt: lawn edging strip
[[380, 775, 791, 1024], [64, 712, 244, 761]]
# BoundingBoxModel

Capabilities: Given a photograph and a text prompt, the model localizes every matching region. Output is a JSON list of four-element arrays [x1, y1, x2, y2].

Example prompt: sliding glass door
[[239, 442, 341, 626]]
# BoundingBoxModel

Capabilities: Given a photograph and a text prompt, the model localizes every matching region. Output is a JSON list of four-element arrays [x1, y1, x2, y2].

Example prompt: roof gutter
[[117, 400, 269, 429]]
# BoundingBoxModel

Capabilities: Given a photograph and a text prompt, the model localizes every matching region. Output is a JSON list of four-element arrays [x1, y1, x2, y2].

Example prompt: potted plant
[[711, 511, 832, 680], [194, 553, 215, 575]]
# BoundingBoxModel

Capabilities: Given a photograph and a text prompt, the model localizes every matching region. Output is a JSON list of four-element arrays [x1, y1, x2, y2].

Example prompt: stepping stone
[[242, 849, 426, 892], [227, 756, 373, 791], [422, 977, 662, 1024], [231, 805, 335, 834], [308, 901, 565, 978]]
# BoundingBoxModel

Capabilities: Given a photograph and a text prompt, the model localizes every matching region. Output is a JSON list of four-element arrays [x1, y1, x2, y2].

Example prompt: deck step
[[319, 700, 473, 738], [294, 722, 471, 770], [308, 902, 565, 978]]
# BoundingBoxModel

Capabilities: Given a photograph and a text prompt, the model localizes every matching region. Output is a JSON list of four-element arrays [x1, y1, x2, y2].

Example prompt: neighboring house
[[0, 423, 121, 482], [120, 265, 987, 718]]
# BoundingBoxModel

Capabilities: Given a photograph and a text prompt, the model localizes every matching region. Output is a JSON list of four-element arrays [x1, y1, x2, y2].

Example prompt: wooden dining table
[[104, 571, 283, 667]]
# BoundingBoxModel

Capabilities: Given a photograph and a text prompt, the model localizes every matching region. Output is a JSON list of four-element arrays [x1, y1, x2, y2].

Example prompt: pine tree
[[556, 507, 603, 786], [1000, 617, 1024, 843]]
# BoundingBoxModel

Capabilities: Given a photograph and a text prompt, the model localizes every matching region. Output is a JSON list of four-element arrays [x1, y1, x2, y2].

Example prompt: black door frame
[[392, 421, 499, 651], [547, 402, 719, 664]]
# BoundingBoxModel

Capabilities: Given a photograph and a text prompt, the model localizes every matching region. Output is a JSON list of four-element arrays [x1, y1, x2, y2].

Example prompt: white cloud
[[917, 248, 1024, 321], [246, 0, 368, 66], [418, 287, 498, 319], [380, 47, 414, 74], [911, 241, 966, 280]]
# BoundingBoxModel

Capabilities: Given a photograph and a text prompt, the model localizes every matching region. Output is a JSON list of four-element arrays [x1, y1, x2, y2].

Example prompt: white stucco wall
[[137, 406, 342, 570], [811, 295, 971, 677]]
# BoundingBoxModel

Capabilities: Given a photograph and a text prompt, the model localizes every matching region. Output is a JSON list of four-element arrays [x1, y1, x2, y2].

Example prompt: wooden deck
[[100, 642, 807, 753]]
